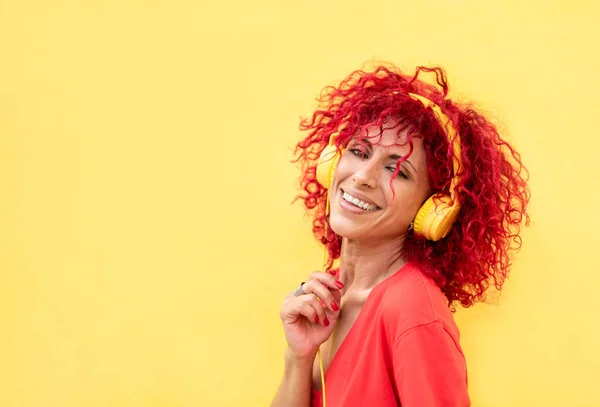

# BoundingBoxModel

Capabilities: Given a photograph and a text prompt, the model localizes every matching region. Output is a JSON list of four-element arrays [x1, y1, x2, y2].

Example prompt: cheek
[[332, 155, 355, 184], [385, 185, 426, 219]]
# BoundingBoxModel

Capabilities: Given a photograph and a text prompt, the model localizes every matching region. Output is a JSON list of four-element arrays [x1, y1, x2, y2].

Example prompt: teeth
[[343, 192, 378, 211]]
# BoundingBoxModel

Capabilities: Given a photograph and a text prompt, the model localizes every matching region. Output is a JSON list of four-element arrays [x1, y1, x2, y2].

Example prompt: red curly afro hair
[[293, 63, 530, 308]]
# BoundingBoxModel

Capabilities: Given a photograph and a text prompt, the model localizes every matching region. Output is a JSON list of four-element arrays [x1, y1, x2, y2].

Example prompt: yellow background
[[1, 1, 599, 406]]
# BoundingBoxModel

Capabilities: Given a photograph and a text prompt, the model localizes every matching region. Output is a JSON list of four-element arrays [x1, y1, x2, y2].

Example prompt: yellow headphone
[[315, 92, 463, 241]]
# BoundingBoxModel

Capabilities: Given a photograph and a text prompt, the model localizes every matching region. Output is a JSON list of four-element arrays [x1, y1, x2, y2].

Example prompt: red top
[[311, 262, 470, 407]]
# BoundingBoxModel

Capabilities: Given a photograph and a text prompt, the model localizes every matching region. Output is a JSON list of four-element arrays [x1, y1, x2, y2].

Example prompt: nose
[[352, 161, 378, 188]]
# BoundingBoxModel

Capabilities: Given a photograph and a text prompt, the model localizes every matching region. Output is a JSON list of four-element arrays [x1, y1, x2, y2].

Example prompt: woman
[[271, 64, 530, 407]]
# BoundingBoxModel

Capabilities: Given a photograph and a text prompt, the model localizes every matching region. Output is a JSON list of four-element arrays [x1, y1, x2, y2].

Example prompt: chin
[[328, 213, 367, 240], [329, 210, 408, 243]]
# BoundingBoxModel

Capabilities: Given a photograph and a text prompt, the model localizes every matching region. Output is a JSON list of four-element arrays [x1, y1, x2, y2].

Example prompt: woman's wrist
[[284, 348, 317, 368]]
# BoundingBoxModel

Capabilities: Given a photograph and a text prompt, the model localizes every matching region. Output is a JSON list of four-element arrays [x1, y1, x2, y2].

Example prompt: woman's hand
[[279, 272, 344, 361]]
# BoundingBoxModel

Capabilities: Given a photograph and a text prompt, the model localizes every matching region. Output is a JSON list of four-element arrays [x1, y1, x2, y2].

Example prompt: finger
[[305, 294, 328, 326], [297, 295, 330, 326], [281, 294, 311, 322], [307, 271, 345, 291], [297, 300, 318, 324], [302, 280, 340, 313], [330, 286, 342, 303]]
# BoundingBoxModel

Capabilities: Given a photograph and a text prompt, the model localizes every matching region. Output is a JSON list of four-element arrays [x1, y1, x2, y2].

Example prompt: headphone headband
[[407, 93, 462, 199]]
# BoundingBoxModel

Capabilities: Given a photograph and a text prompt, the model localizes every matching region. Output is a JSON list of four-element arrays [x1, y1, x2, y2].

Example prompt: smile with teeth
[[342, 191, 380, 211]]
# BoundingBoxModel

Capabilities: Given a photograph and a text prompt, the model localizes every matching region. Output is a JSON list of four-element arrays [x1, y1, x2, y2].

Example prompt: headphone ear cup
[[316, 145, 340, 189], [413, 195, 460, 241]]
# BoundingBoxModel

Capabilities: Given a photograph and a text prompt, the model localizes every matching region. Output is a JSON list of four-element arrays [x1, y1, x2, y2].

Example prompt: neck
[[339, 235, 407, 291]]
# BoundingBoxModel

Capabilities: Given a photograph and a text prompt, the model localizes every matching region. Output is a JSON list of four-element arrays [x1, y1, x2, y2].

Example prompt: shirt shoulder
[[374, 263, 461, 343]]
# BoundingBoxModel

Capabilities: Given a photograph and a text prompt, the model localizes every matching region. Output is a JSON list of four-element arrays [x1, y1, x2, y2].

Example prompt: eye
[[387, 166, 409, 180], [350, 148, 368, 159]]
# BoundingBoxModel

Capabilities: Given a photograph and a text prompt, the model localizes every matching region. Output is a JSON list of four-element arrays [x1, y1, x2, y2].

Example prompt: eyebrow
[[352, 138, 418, 176]]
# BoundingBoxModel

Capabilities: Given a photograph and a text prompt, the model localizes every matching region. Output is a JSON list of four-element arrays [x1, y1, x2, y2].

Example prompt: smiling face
[[328, 120, 431, 242]]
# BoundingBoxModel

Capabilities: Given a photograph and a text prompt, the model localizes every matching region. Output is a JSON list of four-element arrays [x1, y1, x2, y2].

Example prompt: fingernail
[[315, 315, 319, 324], [324, 317, 330, 327], [331, 301, 339, 311], [335, 280, 344, 289]]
